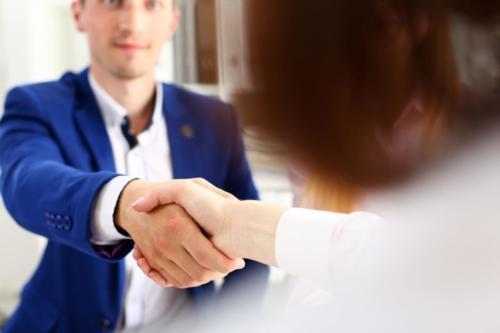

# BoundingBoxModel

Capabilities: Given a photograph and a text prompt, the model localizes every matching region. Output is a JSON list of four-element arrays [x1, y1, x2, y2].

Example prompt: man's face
[[72, 0, 179, 79]]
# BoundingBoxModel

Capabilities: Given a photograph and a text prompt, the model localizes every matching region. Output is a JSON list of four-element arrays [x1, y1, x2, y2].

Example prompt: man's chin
[[111, 66, 150, 80]]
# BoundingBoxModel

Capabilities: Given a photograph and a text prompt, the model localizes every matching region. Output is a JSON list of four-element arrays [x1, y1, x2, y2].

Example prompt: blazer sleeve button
[[63, 217, 73, 231], [99, 318, 112, 330]]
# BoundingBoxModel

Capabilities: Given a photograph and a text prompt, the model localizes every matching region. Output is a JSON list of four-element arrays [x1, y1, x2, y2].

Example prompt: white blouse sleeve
[[275, 208, 384, 286]]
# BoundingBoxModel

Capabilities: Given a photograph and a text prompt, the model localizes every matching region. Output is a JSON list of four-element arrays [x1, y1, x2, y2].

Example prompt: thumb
[[132, 193, 160, 213], [132, 181, 200, 214]]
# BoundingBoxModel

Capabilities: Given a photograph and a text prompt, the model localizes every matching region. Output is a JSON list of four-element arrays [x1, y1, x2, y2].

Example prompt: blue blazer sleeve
[[0, 87, 128, 260]]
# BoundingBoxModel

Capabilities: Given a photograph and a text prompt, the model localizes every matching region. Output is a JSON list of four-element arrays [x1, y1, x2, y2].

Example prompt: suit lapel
[[162, 84, 202, 179], [73, 69, 116, 172]]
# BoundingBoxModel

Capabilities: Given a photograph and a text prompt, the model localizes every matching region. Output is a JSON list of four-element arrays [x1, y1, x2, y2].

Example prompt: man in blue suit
[[0, 0, 268, 332]]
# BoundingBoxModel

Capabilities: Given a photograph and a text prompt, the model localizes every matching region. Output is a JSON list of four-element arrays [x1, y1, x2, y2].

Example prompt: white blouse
[[276, 209, 383, 287], [273, 124, 500, 332]]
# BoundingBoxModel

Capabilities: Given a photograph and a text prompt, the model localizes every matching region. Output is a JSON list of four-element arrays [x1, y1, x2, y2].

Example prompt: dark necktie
[[120, 116, 138, 149]]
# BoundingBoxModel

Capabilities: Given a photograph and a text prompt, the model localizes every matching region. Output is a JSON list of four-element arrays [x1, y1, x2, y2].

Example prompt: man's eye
[[145, 0, 162, 11], [103, 0, 120, 8]]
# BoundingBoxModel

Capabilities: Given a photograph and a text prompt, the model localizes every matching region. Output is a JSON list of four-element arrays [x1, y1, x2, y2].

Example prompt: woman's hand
[[131, 178, 242, 286]]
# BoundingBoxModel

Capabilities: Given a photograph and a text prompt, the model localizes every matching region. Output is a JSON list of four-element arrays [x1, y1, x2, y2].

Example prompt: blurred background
[[0, 0, 293, 323], [1, 0, 500, 326]]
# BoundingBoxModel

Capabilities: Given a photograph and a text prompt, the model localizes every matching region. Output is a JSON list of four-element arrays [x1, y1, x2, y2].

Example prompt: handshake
[[115, 178, 248, 289]]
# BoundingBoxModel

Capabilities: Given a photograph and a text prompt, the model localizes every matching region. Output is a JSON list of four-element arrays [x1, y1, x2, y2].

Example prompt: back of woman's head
[[233, 0, 499, 189]]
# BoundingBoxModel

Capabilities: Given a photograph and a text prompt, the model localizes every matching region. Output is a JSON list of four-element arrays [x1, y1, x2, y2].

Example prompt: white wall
[[0, 0, 175, 112], [0, 0, 86, 105], [0, 200, 45, 315], [0, 0, 85, 315]]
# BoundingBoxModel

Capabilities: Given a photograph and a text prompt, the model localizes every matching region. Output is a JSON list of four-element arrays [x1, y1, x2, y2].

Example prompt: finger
[[137, 256, 172, 288], [133, 247, 144, 261], [158, 259, 200, 289], [132, 193, 161, 213], [138, 258, 168, 288], [190, 178, 238, 201], [132, 181, 190, 213], [133, 182, 213, 222], [133, 180, 210, 213], [149, 270, 173, 288], [172, 248, 226, 285], [184, 229, 245, 274], [147, 268, 168, 287], [155, 265, 181, 288], [138, 250, 183, 287], [137, 257, 152, 274]]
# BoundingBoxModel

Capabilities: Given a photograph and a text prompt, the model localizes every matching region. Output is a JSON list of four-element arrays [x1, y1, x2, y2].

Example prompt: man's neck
[[90, 63, 157, 134]]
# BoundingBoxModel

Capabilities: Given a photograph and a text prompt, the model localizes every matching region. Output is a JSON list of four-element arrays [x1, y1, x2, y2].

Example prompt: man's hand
[[132, 178, 240, 258], [130, 178, 241, 283], [115, 180, 245, 289]]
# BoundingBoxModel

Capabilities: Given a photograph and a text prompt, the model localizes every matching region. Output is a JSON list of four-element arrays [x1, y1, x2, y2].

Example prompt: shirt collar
[[88, 72, 163, 130]]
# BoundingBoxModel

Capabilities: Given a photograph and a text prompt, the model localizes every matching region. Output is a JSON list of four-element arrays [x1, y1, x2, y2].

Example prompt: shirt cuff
[[91, 176, 136, 245], [275, 208, 384, 285]]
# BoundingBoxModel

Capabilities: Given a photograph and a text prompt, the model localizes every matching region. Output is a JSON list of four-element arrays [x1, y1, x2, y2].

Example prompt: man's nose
[[118, 1, 147, 34]]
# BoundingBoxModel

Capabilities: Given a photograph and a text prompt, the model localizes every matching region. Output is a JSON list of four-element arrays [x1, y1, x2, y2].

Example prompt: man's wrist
[[112, 178, 140, 237], [115, 179, 154, 235]]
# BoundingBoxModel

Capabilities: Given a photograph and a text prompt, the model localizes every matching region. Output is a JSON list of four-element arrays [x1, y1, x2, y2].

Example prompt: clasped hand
[[116, 178, 241, 288]]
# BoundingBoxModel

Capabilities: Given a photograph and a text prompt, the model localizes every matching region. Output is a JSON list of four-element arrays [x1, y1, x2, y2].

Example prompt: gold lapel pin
[[181, 125, 195, 140]]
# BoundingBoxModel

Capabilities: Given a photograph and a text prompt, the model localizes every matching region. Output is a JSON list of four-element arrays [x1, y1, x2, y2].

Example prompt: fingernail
[[132, 197, 145, 208], [148, 273, 160, 284], [238, 260, 245, 269]]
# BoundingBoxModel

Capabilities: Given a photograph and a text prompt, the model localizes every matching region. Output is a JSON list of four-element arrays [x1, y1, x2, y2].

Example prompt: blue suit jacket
[[0, 69, 269, 333]]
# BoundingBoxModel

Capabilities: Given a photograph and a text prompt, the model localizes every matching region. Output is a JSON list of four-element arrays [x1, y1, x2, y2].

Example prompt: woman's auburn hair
[[232, 0, 499, 193]]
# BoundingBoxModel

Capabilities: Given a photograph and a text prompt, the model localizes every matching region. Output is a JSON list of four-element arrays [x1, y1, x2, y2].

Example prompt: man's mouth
[[113, 42, 149, 51]]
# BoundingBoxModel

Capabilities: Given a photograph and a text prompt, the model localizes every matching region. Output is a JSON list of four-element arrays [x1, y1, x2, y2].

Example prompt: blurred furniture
[[0, 307, 6, 328], [174, 0, 218, 85]]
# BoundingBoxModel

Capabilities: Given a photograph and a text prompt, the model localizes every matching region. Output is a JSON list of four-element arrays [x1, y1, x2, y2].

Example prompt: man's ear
[[164, 9, 181, 42], [71, 0, 86, 33]]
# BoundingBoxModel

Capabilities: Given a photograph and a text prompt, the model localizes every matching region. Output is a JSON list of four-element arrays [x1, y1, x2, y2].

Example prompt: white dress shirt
[[88, 74, 190, 333]]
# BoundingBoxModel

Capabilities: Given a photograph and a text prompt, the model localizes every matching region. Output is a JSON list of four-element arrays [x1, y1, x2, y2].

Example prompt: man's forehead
[[80, 0, 175, 5]]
